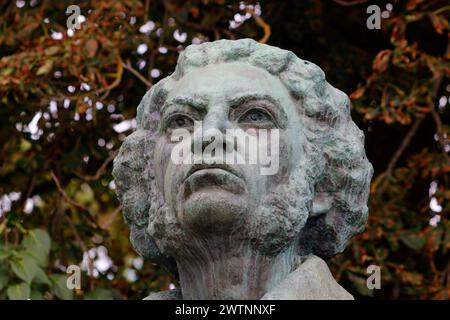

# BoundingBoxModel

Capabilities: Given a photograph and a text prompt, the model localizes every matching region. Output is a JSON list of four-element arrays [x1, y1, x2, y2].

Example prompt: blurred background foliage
[[0, 0, 449, 299]]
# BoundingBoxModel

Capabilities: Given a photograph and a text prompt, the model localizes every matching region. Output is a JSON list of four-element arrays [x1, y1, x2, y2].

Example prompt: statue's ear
[[311, 192, 332, 217]]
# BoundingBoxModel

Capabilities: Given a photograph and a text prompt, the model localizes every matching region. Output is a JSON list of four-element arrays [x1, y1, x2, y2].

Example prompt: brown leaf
[[86, 39, 99, 58], [429, 14, 449, 34], [36, 60, 53, 76], [350, 87, 366, 100], [406, 0, 425, 10], [372, 50, 392, 73]]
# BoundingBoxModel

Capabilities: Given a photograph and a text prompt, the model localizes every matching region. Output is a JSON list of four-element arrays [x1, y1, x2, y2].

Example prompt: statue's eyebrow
[[226, 93, 281, 109], [163, 96, 209, 111]]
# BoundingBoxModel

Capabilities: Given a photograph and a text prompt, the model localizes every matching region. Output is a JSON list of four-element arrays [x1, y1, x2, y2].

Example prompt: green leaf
[[23, 228, 51, 254], [33, 267, 51, 285], [399, 232, 425, 250], [0, 248, 8, 260], [0, 269, 8, 290], [7, 283, 30, 300], [49, 274, 74, 300], [22, 229, 51, 267], [84, 287, 113, 300], [0, 67, 14, 76], [10, 253, 39, 284], [30, 289, 44, 300]]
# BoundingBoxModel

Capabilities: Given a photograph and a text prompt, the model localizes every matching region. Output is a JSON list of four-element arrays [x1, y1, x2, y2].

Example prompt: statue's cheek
[[153, 138, 173, 191]]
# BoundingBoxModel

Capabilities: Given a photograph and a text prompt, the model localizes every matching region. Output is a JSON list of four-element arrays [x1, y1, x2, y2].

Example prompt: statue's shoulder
[[261, 255, 354, 300], [143, 256, 353, 300], [143, 289, 182, 300]]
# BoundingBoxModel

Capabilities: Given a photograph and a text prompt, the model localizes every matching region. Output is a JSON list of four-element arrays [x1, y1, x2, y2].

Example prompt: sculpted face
[[113, 40, 373, 299], [153, 62, 305, 237]]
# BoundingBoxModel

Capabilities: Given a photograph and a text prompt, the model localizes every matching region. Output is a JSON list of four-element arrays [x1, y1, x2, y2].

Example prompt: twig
[[18, 174, 36, 212], [45, 59, 124, 105], [100, 90, 110, 100], [91, 58, 123, 96], [144, 0, 151, 19], [99, 205, 122, 229], [123, 60, 152, 88], [75, 150, 119, 181], [51, 170, 96, 284], [374, 115, 425, 194], [214, 28, 220, 41], [50, 170, 98, 230], [65, 214, 88, 252], [221, 28, 236, 40], [64, 214, 94, 282], [246, 9, 271, 44], [51, 170, 90, 213]]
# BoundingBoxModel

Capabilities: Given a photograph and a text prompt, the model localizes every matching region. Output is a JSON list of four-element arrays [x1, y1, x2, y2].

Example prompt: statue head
[[112, 39, 373, 275]]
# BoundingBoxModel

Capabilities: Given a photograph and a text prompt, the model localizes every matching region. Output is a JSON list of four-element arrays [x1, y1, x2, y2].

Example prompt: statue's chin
[[179, 190, 249, 234]]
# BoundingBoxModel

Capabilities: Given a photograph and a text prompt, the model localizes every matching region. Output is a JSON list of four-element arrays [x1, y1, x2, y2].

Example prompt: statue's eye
[[239, 109, 273, 126], [167, 115, 194, 129]]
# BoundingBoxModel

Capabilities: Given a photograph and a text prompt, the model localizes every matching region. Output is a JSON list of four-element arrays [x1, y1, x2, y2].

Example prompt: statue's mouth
[[184, 163, 243, 182], [183, 165, 246, 198]]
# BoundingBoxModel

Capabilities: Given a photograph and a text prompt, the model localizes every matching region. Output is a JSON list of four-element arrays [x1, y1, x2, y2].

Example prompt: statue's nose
[[191, 109, 234, 153], [202, 110, 230, 132]]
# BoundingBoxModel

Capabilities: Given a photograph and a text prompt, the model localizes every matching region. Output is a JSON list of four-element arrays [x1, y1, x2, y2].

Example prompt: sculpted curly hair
[[112, 38, 373, 271]]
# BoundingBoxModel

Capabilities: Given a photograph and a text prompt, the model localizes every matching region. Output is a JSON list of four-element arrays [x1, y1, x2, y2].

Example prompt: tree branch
[[99, 205, 122, 229], [92, 58, 123, 96], [51, 170, 90, 213], [374, 42, 450, 194], [374, 115, 425, 194], [123, 60, 152, 88], [246, 9, 271, 44], [50, 170, 98, 228], [428, 42, 450, 165], [74, 150, 119, 182]]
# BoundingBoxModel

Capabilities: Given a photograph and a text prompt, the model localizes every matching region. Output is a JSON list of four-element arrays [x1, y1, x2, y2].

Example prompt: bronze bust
[[112, 39, 373, 300]]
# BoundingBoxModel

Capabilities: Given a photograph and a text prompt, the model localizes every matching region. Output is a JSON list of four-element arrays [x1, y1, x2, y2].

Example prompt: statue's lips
[[184, 164, 243, 182], [183, 166, 246, 197]]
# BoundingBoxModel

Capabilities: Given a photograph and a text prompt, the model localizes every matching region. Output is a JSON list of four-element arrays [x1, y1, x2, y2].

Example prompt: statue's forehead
[[165, 62, 290, 107]]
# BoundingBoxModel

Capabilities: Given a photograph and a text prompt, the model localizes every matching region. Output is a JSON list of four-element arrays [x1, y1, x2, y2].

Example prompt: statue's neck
[[174, 238, 299, 300]]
